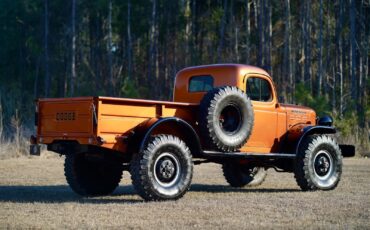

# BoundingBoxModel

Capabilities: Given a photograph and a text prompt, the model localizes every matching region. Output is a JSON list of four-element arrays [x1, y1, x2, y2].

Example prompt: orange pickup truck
[[30, 64, 355, 201]]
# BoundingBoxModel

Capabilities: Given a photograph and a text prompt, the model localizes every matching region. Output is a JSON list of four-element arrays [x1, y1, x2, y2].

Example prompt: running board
[[201, 150, 296, 160]]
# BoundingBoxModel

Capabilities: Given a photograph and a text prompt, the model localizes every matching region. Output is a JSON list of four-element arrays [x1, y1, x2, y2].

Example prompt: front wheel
[[294, 135, 342, 191], [130, 135, 193, 201]]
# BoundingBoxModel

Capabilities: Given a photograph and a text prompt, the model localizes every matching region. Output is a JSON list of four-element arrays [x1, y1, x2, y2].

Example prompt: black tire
[[294, 135, 342, 191], [222, 162, 267, 187], [130, 135, 193, 201], [64, 153, 123, 196], [199, 86, 254, 152]]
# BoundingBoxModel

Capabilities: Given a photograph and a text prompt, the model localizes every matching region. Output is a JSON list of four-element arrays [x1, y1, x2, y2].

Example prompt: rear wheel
[[130, 135, 193, 201], [64, 153, 123, 196], [222, 162, 267, 187], [294, 135, 342, 191]]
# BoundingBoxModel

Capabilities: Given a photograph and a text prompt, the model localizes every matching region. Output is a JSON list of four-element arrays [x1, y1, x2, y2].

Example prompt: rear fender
[[134, 117, 202, 157], [295, 126, 336, 154]]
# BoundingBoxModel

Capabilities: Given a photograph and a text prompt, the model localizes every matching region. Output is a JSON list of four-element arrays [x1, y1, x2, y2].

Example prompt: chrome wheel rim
[[313, 150, 334, 181], [153, 152, 181, 187]]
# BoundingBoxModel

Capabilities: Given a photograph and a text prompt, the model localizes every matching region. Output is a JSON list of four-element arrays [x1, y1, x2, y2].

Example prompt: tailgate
[[37, 97, 95, 144]]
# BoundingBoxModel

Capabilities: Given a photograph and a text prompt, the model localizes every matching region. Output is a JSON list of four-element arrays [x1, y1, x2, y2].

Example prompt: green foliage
[[334, 113, 358, 137], [0, 0, 367, 152], [294, 83, 331, 116], [120, 78, 140, 98], [334, 111, 369, 156], [210, 7, 224, 26]]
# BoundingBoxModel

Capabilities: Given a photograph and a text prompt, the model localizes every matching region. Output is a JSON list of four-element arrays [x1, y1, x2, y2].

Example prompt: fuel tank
[[280, 104, 317, 142]]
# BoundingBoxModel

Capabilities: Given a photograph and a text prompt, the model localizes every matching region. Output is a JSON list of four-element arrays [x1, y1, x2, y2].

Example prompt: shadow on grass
[[0, 184, 300, 204], [190, 184, 300, 193], [0, 185, 141, 204]]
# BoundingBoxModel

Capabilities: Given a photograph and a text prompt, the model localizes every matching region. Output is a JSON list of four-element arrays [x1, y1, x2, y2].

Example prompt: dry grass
[[0, 157, 369, 229], [0, 137, 30, 160]]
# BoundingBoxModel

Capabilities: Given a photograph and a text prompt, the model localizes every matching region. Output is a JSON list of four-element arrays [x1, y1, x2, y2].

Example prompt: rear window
[[188, 75, 214, 92]]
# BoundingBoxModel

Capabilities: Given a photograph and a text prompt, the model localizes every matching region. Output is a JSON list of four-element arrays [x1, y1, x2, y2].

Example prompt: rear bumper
[[339, 144, 355, 157]]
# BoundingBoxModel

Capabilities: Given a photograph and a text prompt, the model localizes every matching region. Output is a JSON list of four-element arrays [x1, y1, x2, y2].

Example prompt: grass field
[[0, 157, 369, 229]]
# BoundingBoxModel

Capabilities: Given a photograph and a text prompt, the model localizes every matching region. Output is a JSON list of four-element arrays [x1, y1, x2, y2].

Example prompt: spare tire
[[199, 86, 254, 152]]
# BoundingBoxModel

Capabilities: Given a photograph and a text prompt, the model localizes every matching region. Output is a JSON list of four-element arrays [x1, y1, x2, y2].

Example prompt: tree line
[[0, 0, 368, 151]]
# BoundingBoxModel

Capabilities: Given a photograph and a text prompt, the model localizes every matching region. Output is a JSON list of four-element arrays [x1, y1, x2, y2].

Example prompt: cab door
[[241, 74, 278, 153]]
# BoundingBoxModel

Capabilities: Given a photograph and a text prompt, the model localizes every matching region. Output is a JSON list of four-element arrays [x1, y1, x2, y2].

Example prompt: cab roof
[[174, 64, 272, 103], [177, 64, 270, 78]]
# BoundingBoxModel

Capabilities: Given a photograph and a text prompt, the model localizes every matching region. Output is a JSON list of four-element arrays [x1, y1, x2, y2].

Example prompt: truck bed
[[37, 96, 198, 151]]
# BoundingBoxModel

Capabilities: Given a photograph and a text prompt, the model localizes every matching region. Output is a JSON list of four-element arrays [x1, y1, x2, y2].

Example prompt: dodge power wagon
[[30, 64, 355, 201]]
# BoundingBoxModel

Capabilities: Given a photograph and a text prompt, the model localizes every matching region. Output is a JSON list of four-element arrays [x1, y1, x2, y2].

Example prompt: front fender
[[295, 126, 336, 154]]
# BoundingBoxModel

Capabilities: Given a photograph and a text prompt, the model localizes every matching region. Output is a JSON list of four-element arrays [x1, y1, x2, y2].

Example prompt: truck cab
[[174, 64, 315, 153]]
